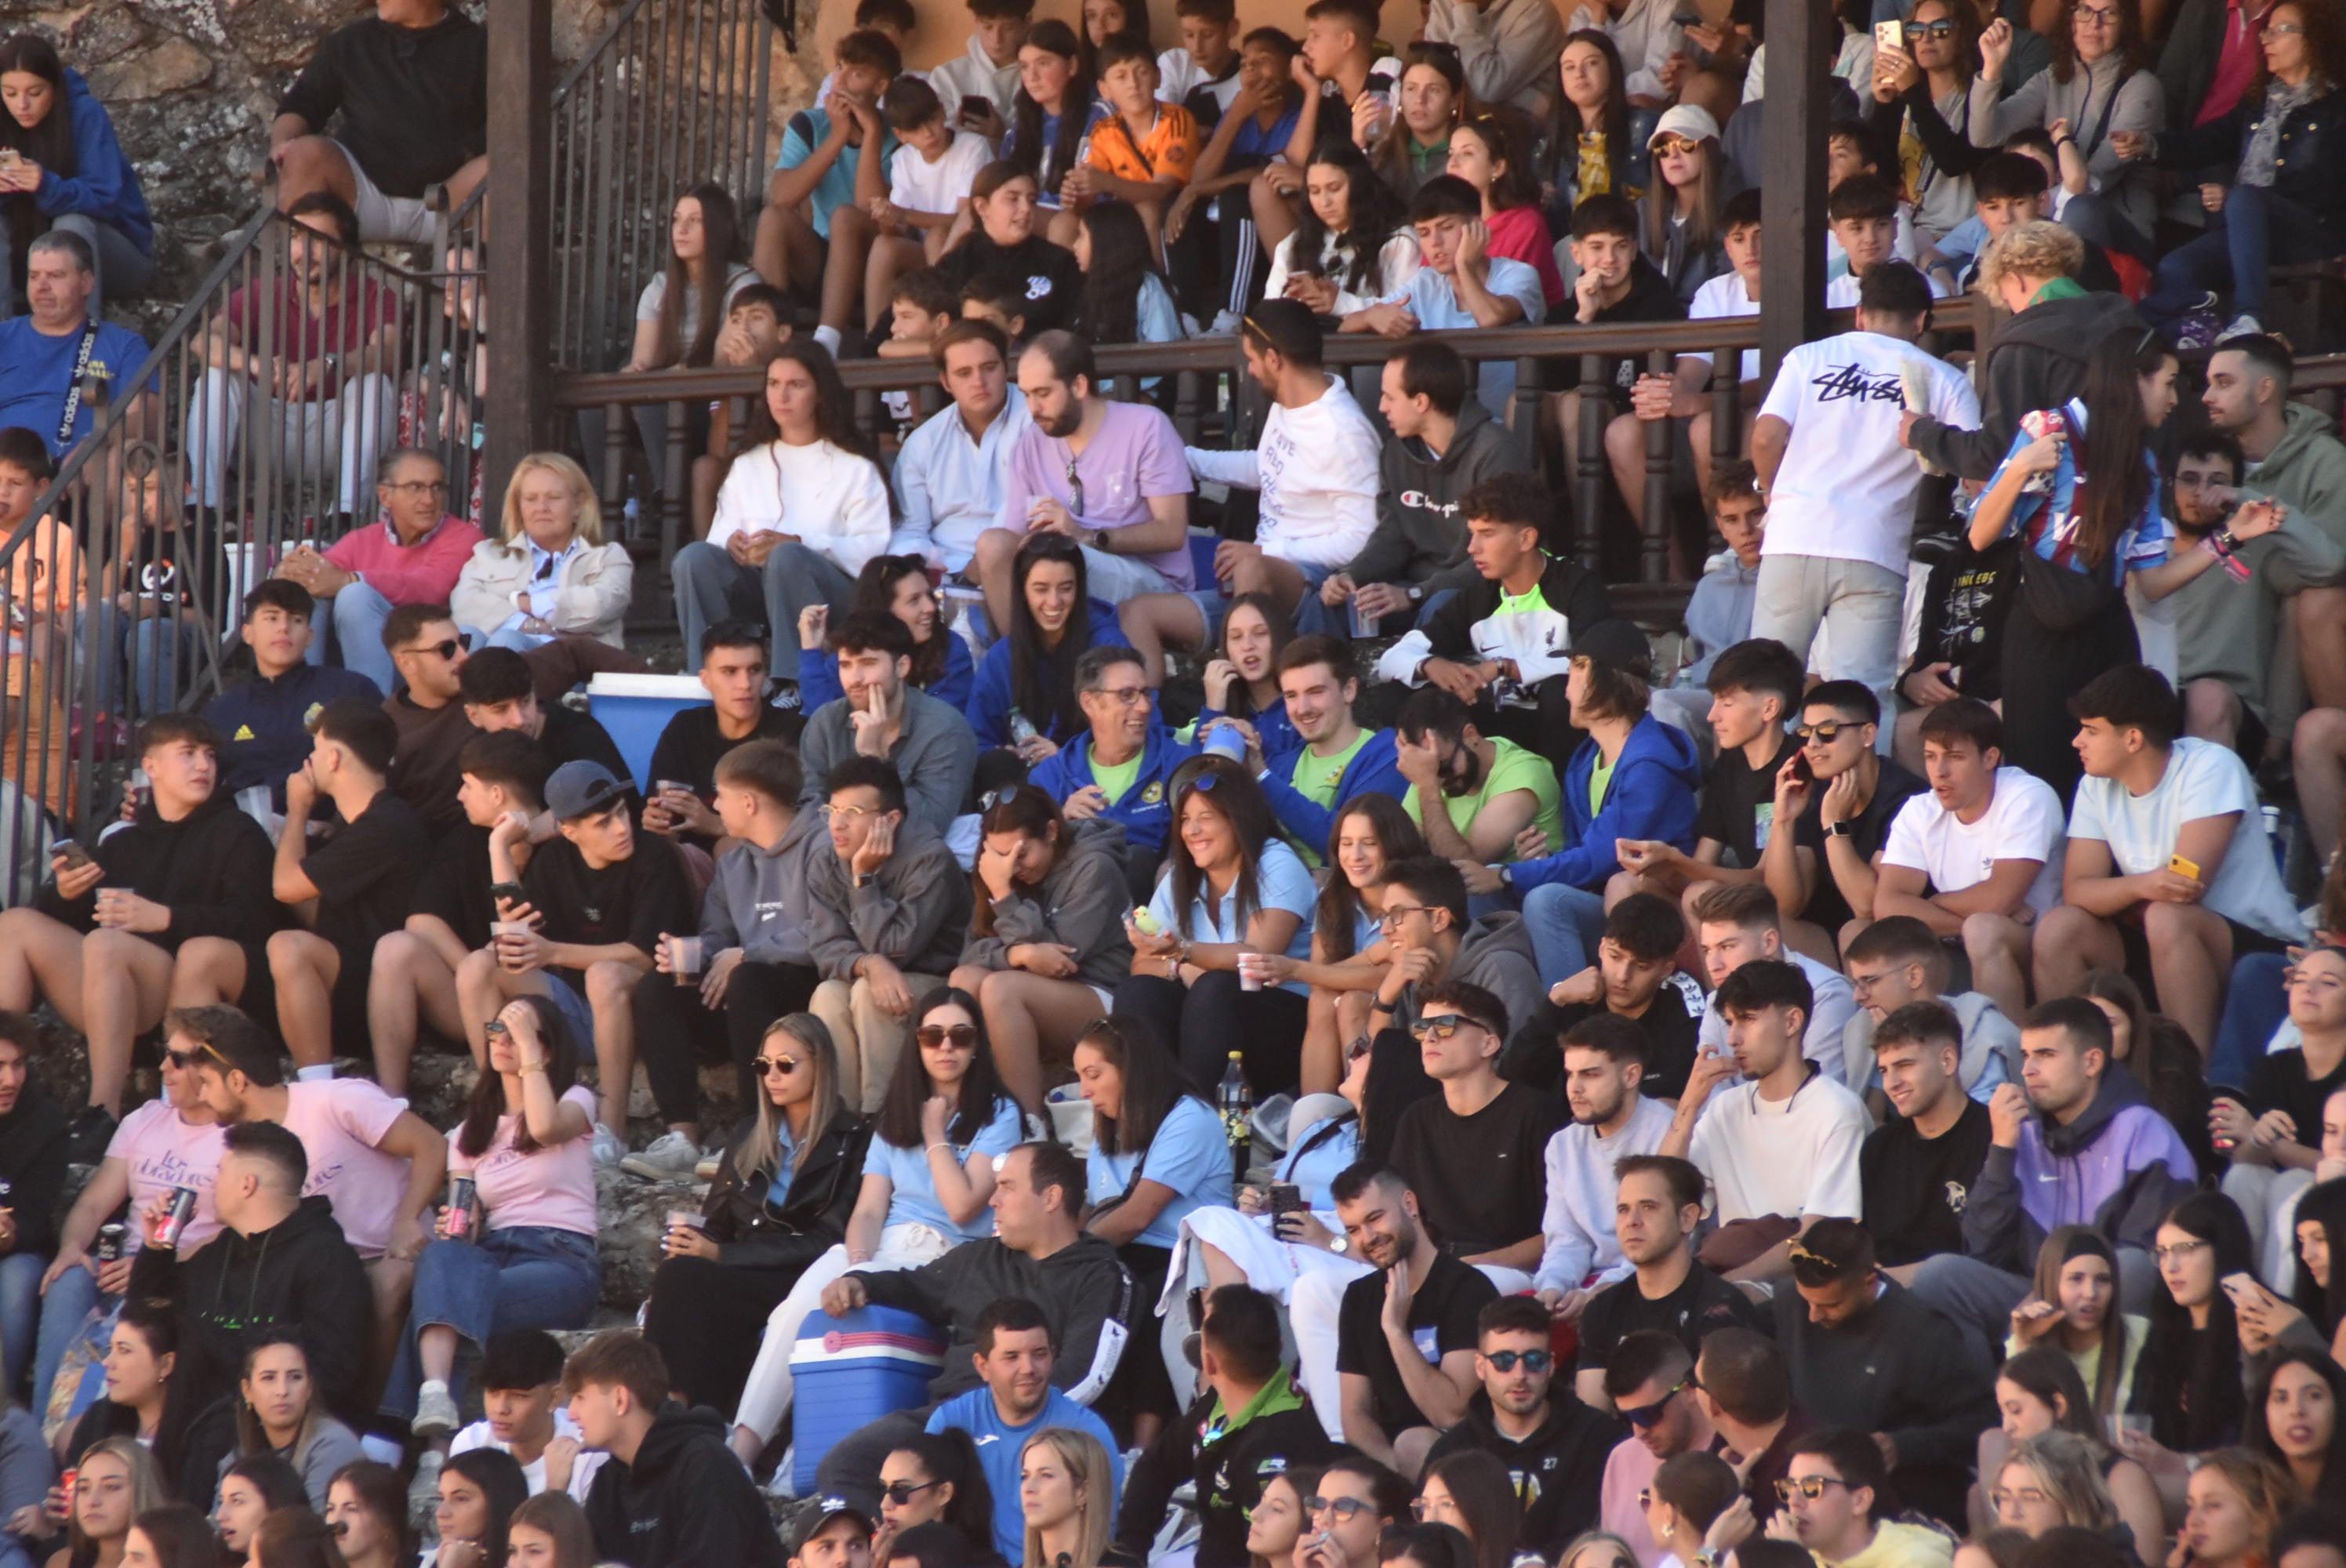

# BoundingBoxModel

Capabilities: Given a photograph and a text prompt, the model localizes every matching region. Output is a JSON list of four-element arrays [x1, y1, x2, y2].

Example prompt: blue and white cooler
[[790, 1305, 948, 1494]]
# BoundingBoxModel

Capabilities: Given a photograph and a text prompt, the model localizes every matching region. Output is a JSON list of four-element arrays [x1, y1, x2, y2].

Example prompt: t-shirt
[[1088, 748, 1145, 806], [2246, 1047, 2346, 1150], [634, 264, 758, 325], [519, 836, 695, 988], [1686, 1069, 1871, 1223], [2067, 738, 2304, 945], [1402, 737, 1566, 868], [1695, 731, 1792, 870], [1335, 1251, 1498, 1436], [107, 1099, 226, 1255], [1574, 1259, 1765, 1370], [1386, 1083, 1563, 1258], [1687, 268, 1762, 384], [1858, 1098, 1992, 1267], [1289, 731, 1371, 808], [1880, 767, 2067, 918], [862, 1094, 1026, 1241], [449, 1409, 608, 1502], [1086, 1094, 1236, 1250], [928, 1385, 1123, 1563], [890, 129, 994, 216], [413, 824, 497, 950], [997, 403, 1197, 590], [449, 1083, 599, 1237], [0, 315, 149, 456], [1387, 260, 1548, 419], [1543, 980, 1705, 1102], [933, 231, 1086, 332], [281, 1078, 412, 1258], [1792, 760, 1929, 932], [1143, 840, 1318, 991], [303, 791, 430, 966], [775, 109, 899, 235], [1756, 332, 1978, 578], [645, 703, 804, 851], [221, 276, 399, 402], [1085, 103, 1200, 186]]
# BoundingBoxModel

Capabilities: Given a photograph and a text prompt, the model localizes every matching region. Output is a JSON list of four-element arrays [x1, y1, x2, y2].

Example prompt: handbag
[[2015, 542, 2126, 632]]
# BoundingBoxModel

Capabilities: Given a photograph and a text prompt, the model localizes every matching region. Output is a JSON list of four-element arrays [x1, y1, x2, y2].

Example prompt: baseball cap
[[1571, 619, 1654, 681], [1647, 103, 1721, 147], [791, 1497, 877, 1555], [544, 760, 630, 822]]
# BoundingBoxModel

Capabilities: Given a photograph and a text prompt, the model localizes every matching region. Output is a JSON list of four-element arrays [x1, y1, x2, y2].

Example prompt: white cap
[[1648, 103, 1723, 147]]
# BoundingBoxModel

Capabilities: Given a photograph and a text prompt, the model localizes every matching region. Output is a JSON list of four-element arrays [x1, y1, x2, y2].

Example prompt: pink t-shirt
[[1600, 1434, 1665, 1566], [107, 1101, 227, 1255], [281, 1080, 411, 1259], [448, 1084, 598, 1238], [1487, 203, 1566, 308]]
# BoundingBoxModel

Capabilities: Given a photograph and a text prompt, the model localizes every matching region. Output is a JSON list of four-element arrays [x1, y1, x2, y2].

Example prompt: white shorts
[[1079, 544, 1175, 605], [333, 140, 438, 245]]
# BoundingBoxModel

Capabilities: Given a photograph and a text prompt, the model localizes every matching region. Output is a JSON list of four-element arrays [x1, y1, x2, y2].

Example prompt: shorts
[[333, 140, 439, 245], [540, 969, 601, 1052], [1079, 545, 1175, 606], [2115, 911, 2293, 985], [1183, 557, 1336, 641]]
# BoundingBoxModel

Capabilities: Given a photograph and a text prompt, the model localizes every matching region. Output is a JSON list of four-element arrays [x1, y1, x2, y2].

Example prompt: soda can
[[58, 1468, 74, 1507], [93, 1223, 125, 1264], [152, 1186, 198, 1250], [445, 1176, 479, 1242]]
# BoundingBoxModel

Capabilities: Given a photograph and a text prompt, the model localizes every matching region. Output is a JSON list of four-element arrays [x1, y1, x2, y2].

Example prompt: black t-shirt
[[1792, 760, 1929, 932], [303, 791, 430, 964], [413, 823, 496, 951], [1858, 1097, 1993, 1268], [1335, 1253, 1498, 1436], [276, 13, 489, 198], [1575, 1259, 1767, 1372], [520, 835, 695, 985], [645, 704, 803, 849], [1509, 977, 1705, 1102], [1552, 258, 1686, 403], [1385, 1082, 1563, 1258], [1695, 730, 1793, 871], [541, 704, 635, 786], [2246, 1047, 2346, 1153], [934, 233, 1084, 332]]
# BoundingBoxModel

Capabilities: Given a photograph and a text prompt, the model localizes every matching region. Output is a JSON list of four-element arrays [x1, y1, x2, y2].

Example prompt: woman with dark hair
[[1256, 794, 1424, 1094], [1245, 1467, 1321, 1568], [2006, 1228, 2146, 1420], [726, 987, 1025, 1464], [2126, 1192, 2259, 1512], [1414, 1451, 1520, 1568], [626, 183, 757, 373], [641, 1014, 869, 1417], [2220, 947, 2346, 1292], [1445, 116, 1565, 312], [949, 786, 1139, 1111], [1073, 202, 1182, 348], [1952, 1528, 2035, 1568], [219, 1336, 362, 1513], [2293, 1174, 2346, 1361], [1265, 140, 1419, 321], [1001, 21, 1104, 237], [424, 1449, 525, 1568], [245, 1510, 346, 1568], [799, 554, 976, 713], [1640, 110, 1732, 303], [873, 1431, 1000, 1566], [213, 1455, 305, 1567], [1120, 757, 1318, 1092], [934, 163, 1083, 332], [122, 1504, 225, 1568], [1080, 0, 1153, 62], [1636, 1450, 1741, 1568], [0, 34, 153, 310], [61, 1297, 181, 1478], [2079, 969, 2213, 1175], [966, 532, 1129, 757], [321, 1463, 409, 1568], [1540, 33, 1654, 234], [1193, 595, 1298, 764], [1970, 0, 2164, 252], [1378, 1525, 1475, 1568], [1967, 328, 2259, 798], [1978, 1347, 2163, 1558], [2250, 1350, 2346, 1507], [1369, 45, 1467, 204], [1865, 0, 1990, 242], [674, 339, 892, 662], [503, 1491, 594, 1568]]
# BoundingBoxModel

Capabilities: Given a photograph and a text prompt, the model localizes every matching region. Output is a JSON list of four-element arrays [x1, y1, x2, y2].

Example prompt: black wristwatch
[[1825, 821, 1854, 839]]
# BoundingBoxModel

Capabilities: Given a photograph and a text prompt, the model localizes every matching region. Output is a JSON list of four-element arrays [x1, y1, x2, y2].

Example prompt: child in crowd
[[1654, 463, 1767, 739], [860, 75, 993, 327], [1075, 33, 1202, 253], [1355, 174, 1545, 417], [957, 271, 1030, 344], [1159, 0, 1245, 120]]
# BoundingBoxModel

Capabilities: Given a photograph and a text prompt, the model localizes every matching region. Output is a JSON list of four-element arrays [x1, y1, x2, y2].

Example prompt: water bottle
[[1218, 1051, 1251, 1185], [1008, 708, 1040, 750]]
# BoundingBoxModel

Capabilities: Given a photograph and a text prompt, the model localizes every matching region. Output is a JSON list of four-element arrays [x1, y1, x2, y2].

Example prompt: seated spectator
[[1537, 34, 1651, 230], [1378, 474, 1616, 767], [933, 165, 1084, 335], [567, 1330, 786, 1567], [209, 582, 383, 811], [214, 1453, 307, 1560], [1547, 193, 1685, 448], [1532, 1015, 1676, 1320], [450, 454, 631, 653], [245, 696, 430, 1079], [1651, 465, 1765, 737], [1029, 646, 1200, 891], [649, 621, 804, 855], [1365, 862, 1542, 1054], [1074, 34, 1200, 251], [1614, 198, 1766, 530], [671, 342, 891, 660], [625, 183, 759, 379], [873, 267, 957, 386], [948, 786, 1138, 1113], [1272, 797, 1425, 1096], [1423, 1296, 1616, 1556], [928, 0, 1029, 126], [1168, 25, 1305, 324], [1938, 149, 2123, 293], [1516, 895, 1705, 1102], [2036, 664, 2302, 1055], [1839, 920, 2019, 1102], [2215, 946, 2346, 1288], [688, 283, 797, 536], [0, 34, 152, 313], [189, 194, 395, 524], [999, 20, 1105, 246], [863, 1432, 1001, 1566], [0, 427, 72, 819], [1073, 204, 1183, 376], [1320, 342, 1526, 639], [1389, 687, 1567, 891], [890, 322, 1033, 582], [53, 1437, 158, 1565], [1246, 636, 1407, 856], [465, 758, 692, 1163], [1862, 2, 1991, 245], [0, 229, 144, 457], [445, 1328, 608, 1501], [1445, 115, 1566, 314], [757, 30, 900, 347], [1873, 699, 2066, 1026], [1762, 681, 1930, 962], [1249, 0, 1402, 255], [1990, 1430, 2126, 1545], [640, 1011, 868, 1419], [1662, 959, 1871, 1280], [2002, 1236, 2148, 1430], [0, 1016, 59, 1399], [1692, 1329, 1814, 1523], [1121, 757, 1317, 1092], [2135, 1193, 2261, 1467], [864, 76, 994, 298], [2080, 967, 2215, 1178], [1688, 882, 1858, 1083], [1264, 138, 1419, 322], [457, 647, 629, 784], [56, 1293, 180, 1481], [1576, 1152, 1767, 1416], [221, 1333, 364, 1509], [1774, 1427, 1958, 1567], [1357, 176, 1545, 418], [971, 533, 1131, 758], [1638, 1451, 1741, 1568], [1595, 1332, 1717, 1560], [628, 738, 823, 1176], [0, 714, 271, 1152], [78, 453, 225, 728], [1637, 107, 1732, 304], [1563, 0, 1687, 104], [1984, 1345, 2160, 1554], [812, 1142, 1131, 1511], [803, 612, 980, 837], [387, 995, 598, 1443]]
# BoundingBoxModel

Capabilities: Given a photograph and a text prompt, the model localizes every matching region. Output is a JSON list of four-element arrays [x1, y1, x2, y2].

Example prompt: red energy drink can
[[93, 1223, 125, 1264], [152, 1187, 197, 1250], [445, 1176, 479, 1241]]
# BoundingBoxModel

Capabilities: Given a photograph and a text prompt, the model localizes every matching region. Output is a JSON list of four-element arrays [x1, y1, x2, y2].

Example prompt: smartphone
[[960, 94, 991, 124], [1875, 19, 1905, 50], [2221, 1271, 2261, 1301], [52, 841, 91, 872], [2168, 853, 2203, 880], [1789, 750, 1817, 786], [488, 880, 524, 907]]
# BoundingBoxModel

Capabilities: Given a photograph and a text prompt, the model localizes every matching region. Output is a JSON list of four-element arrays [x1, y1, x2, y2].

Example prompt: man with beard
[[1391, 685, 1565, 887], [1858, 1001, 1995, 1276], [1573, 1155, 1764, 1412], [1511, 893, 1705, 1100], [1029, 645, 1196, 892], [1533, 1016, 1673, 1326], [797, 612, 978, 837], [1597, 1332, 1716, 1563]]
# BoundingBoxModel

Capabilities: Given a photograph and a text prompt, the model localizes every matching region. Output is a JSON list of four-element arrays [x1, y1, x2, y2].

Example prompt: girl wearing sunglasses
[[725, 987, 1026, 1464], [387, 995, 601, 1441], [870, 1431, 1000, 1568], [1639, 108, 1732, 304], [640, 1013, 870, 1423], [1865, 0, 1991, 243]]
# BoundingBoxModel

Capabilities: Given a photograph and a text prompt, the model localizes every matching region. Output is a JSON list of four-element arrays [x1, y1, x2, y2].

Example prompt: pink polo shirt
[[281, 1080, 411, 1260], [322, 514, 486, 606]]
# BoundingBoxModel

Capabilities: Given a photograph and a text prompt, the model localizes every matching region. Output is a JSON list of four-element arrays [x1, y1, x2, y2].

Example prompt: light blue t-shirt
[[928, 1385, 1123, 1563], [763, 1121, 800, 1207], [1386, 257, 1546, 420], [1086, 1094, 1235, 1250], [776, 110, 899, 237], [1144, 839, 1318, 994], [861, 1094, 1026, 1241], [1276, 1113, 1360, 1210]]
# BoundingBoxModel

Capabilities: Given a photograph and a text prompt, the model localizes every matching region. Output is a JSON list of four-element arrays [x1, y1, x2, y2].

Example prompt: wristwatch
[[1825, 820, 1854, 839]]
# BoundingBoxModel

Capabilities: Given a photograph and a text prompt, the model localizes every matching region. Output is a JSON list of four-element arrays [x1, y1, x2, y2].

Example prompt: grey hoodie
[[699, 808, 825, 967], [804, 815, 972, 981], [801, 687, 979, 837], [1840, 989, 2021, 1100], [1353, 396, 1531, 595], [1399, 912, 1544, 1041], [2246, 401, 2346, 551], [959, 817, 1136, 991]]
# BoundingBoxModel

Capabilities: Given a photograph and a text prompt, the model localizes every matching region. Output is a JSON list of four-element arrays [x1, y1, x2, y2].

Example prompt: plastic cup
[[1237, 952, 1265, 992], [669, 935, 703, 988]]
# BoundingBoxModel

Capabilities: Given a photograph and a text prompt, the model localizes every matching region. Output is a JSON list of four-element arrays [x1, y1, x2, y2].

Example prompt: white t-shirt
[[1687, 269, 1760, 385], [890, 129, 993, 217], [449, 1410, 608, 1501], [1687, 1069, 1870, 1223], [1756, 331, 1979, 577], [2068, 738, 2306, 944], [1882, 767, 2067, 916], [634, 263, 757, 324], [1697, 949, 1862, 1085]]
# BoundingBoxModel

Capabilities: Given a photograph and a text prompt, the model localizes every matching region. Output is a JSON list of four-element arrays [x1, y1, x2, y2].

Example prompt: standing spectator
[[0, 230, 143, 457], [1572, 1156, 1767, 1410], [1970, 0, 2166, 253], [650, 622, 804, 855], [890, 322, 1033, 582], [1654, 466, 1764, 738], [1532, 1015, 1675, 1320], [268, 0, 486, 243], [1028, 645, 1199, 887], [451, 454, 632, 652], [801, 612, 979, 837], [1858, 1000, 1996, 1270], [0, 35, 151, 314], [1761, 682, 1929, 960]]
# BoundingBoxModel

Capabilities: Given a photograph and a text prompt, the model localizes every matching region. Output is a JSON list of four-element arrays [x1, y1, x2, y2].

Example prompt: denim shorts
[[540, 970, 598, 1051], [1184, 557, 1336, 641]]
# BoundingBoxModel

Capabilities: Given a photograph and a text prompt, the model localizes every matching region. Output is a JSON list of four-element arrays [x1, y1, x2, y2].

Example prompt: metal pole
[[485, 0, 554, 506]]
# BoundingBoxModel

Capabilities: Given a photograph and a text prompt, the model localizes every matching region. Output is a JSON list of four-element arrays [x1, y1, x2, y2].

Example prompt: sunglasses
[[484, 1019, 510, 1040], [1775, 1476, 1851, 1501], [882, 1479, 944, 1506], [1651, 136, 1705, 157], [1619, 1378, 1688, 1428], [756, 1054, 804, 1076], [405, 638, 462, 662], [1482, 1348, 1549, 1374], [1304, 1497, 1371, 1523], [916, 1024, 978, 1049], [1909, 17, 1959, 34], [1796, 720, 1859, 743], [1409, 1017, 1486, 1044], [164, 1048, 203, 1069]]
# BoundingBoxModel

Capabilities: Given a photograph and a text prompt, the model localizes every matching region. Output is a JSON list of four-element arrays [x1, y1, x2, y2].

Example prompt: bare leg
[[1197, 1241, 1246, 1289], [822, 205, 877, 333], [168, 936, 248, 1008], [863, 233, 927, 329], [79, 929, 174, 1115], [1118, 592, 1208, 687], [2028, 906, 2125, 1016], [1963, 912, 2036, 1025], [972, 526, 1026, 644], [2144, 900, 2235, 1058], [369, 931, 463, 1098], [754, 201, 826, 296], [1224, 551, 1308, 619], [586, 959, 644, 1135], [419, 1323, 461, 1385], [2297, 588, 2346, 711], [1247, 169, 1300, 256], [0, 909, 85, 1022], [268, 930, 343, 1071], [2299, 707, 2346, 868], [1605, 410, 1652, 519], [1299, 985, 1343, 1096], [2183, 678, 2243, 750], [978, 967, 1104, 1113]]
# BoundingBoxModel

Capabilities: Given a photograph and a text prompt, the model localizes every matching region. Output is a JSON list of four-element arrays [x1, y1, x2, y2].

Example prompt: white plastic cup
[[1237, 952, 1265, 992], [669, 935, 703, 987]]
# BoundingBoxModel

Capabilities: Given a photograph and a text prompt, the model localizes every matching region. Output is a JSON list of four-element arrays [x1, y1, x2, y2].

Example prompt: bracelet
[[926, 1142, 953, 1154], [519, 1060, 547, 1074]]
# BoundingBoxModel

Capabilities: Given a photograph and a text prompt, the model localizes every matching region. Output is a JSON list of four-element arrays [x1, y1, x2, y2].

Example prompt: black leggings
[[1114, 970, 1307, 1097]]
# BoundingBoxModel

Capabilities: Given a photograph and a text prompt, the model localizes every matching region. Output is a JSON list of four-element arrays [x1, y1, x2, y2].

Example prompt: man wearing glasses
[[276, 447, 483, 694], [1594, 1332, 1718, 1562], [1365, 857, 1543, 1056], [1771, 1427, 1957, 1568], [1028, 645, 1198, 899]]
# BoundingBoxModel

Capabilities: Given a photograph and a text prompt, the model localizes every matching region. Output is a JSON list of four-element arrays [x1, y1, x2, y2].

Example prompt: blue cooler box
[[585, 673, 713, 792], [791, 1304, 947, 1494]]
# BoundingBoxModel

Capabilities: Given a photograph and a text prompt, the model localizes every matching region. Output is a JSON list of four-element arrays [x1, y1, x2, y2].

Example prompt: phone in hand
[[1875, 19, 1905, 50], [960, 95, 992, 125], [2168, 853, 2202, 880], [2221, 1271, 2261, 1302], [488, 880, 524, 908], [53, 841, 92, 872], [1789, 750, 1817, 787]]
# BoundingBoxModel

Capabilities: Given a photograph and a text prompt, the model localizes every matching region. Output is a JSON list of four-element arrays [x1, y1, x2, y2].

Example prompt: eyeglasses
[[1304, 1497, 1371, 1523], [1619, 1379, 1688, 1429], [1482, 1348, 1550, 1374], [916, 1024, 978, 1049], [1411, 1497, 1458, 1522], [1774, 1477, 1852, 1502], [1796, 720, 1858, 743], [1091, 684, 1150, 707], [383, 479, 448, 495], [404, 638, 462, 662], [2072, 3, 2119, 24], [1910, 17, 1959, 34], [882, 1479, 945, 1506], [1379, 902, 1434, 930], [2267, 19, 2306, 32], [2151, 1237, 2211, 1264], [756, 1054, 804, 1076], [1651, 136, 1704, 157], [1990, 1487, 2051, 1512], [1410, 1016, 1487, 1043], [1846, 968, 1892, 995]]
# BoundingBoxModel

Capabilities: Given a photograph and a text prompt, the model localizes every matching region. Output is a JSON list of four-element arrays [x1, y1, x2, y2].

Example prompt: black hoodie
[[126, 1193, 373, 1428], [1425, 1389, 1625, 1557], [38, 792, 278, 954], [583, 1402, 787, 1567], [0, 1080, 67, 1258], [1907, 289, 2142, 481]]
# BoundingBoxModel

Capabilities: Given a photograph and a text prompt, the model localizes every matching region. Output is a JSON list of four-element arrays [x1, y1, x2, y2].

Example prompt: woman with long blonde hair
[[52, 1436, 163, 1568], [1018, 1428, 1125, 1568], [450, 452, 633, 648]]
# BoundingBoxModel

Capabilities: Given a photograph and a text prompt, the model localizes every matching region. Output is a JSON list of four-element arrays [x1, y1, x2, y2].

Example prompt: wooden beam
[[1759, 0, 1831, 379], [485, 0, 554, 510]]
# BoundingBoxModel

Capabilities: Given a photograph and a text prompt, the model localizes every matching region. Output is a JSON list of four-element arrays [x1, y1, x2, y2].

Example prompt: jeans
[[0, 215, 154, 320], [2223, 1163, 2319, 1295], [2061, 191, 2157, 262], [73, 604, 197, 718], [0, 1253, 45, 1397], [1522, 881, 1610, 989], [1750, 554, 1905, 712], [670, 539, 857, 666], [2142, 183, 2340, 327], [383, 1225, 600, 1418], [187, 368, 396, 517], [2211, 951, 2288, 1094], [32, 1262, 104, 1413], [304, 579, 399, 693]]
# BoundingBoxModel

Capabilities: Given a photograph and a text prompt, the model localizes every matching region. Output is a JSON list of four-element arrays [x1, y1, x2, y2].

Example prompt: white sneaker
[[2217, 313, 2265, 343], [695, 1152, 722, 1181], [413, 1381, 459, 1439], [622, 1130, 701, 1181], [767, 1444, 798, 1498], [591, 1123, 625, 1169]]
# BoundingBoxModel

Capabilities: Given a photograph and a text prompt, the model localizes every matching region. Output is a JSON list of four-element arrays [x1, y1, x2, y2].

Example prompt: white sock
[[359, 1433, 404, 1466], [812, 323, 842, 353], [295, 1064, 333, 1083]]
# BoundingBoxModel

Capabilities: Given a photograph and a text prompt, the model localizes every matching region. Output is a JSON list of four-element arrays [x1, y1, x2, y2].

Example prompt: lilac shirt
[[997, 401, 1197, 590]]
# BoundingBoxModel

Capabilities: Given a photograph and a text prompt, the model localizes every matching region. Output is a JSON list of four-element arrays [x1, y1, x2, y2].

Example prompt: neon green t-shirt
[[1400, 736, 1565, 862], [1089, 746, 1146, 804], [1284, 730, 1373, 866], [1587, 751, 1619, 816]]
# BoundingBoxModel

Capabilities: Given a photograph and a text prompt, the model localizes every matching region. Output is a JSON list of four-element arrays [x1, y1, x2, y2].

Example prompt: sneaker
[[695, 1152, 722, 1181], [591, 1123, 626, 1169], [413, 1381, 459, 1439], [2217, 313, 2265, 343], [2170, 292, 2224, 352], [64, 1105, 117, 1168], [767, 1445, 799, 1498], [622, 1130, 701, 1181], [406, 1450, 443, 1531]]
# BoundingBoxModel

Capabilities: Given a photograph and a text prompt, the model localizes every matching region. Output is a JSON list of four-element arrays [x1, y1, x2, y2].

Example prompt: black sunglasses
[[1482, 1348, 1550, 1374], [405, 637, 462, 662], [883, 1478, 945, 1506], [1620, 1378, 1688, 1429]]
